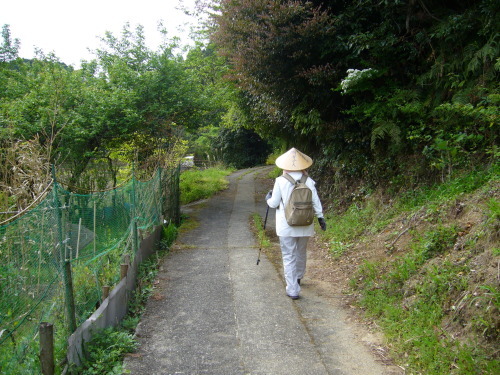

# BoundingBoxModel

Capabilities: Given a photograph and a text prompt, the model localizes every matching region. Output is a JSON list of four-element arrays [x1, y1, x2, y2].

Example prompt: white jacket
[[266, 171, 324, 237]]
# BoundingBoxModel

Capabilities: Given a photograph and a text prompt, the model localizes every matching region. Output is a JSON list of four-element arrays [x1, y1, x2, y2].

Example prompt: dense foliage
[[211, 3, 499, 372], [213, 126, 271, 168], [212, 0, 499, 186]]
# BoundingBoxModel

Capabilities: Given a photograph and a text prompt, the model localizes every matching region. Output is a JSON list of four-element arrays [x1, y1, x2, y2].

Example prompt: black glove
[[265, 190, 272, 201], [318, 217, 327, 231]]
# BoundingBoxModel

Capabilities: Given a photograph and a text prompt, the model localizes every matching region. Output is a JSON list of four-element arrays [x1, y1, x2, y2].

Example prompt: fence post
[[51, 165, 77, 333], [102, 286, 110, 301], [39, 322, 54, 375], [64, 260, 77, 333], [120, 263, 129, 279], [123, 254, 130, 265], [132, 162, 137, 220], [174, 164, 181, 225], [52, 165, 64, 266], [158, 167, 163, 221], [133, 219, 139, 254]]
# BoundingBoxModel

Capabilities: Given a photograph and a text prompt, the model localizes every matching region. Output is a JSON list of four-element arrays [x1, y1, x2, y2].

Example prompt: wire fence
[[0, 165, 180, 374]]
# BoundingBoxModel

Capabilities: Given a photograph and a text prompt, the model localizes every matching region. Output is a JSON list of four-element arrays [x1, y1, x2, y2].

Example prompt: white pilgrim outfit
[[266, 148, 324, 298]]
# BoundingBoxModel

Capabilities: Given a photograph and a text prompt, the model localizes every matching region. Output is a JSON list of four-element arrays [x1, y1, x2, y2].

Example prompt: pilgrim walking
[[266, 148, 326, 300]]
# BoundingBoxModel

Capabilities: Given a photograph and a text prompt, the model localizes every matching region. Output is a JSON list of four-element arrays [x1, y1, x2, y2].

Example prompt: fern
[[371, 121, 401, 150], [467, 37, 499, 75]]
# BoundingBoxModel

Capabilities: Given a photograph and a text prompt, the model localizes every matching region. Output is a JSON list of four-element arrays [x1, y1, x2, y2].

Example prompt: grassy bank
[[321, 164, 499, 374], [180, 167, 234, 204]]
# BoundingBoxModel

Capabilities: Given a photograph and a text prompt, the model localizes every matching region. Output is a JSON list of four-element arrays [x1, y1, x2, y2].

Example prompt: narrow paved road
[[124, 167, 397, 375]]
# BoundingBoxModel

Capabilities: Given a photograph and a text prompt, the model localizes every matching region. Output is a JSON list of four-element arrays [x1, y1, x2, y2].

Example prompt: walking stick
[[256, 205, 270, 265]]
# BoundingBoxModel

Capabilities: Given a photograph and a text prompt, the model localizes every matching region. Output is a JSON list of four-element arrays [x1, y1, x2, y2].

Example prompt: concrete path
[[124, 167, 396, 375]]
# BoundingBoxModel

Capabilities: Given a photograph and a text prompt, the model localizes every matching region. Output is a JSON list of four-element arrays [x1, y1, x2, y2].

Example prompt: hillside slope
[[307, 166, 499, 374]]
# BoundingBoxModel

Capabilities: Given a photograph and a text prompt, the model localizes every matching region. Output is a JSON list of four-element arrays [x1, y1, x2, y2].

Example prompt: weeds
[[76, 327, 136, 375], [485, 198, 500, 221], [329, 240, 353, 258], [253, 213, 271, 248], [397, 165, 498, 212], [355, 243, 495, 373], [323, 204, 369, 255], [470, 285, 500, 340]]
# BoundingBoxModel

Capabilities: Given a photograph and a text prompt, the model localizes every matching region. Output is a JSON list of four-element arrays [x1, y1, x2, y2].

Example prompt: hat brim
[[275, 148, 313, 171]]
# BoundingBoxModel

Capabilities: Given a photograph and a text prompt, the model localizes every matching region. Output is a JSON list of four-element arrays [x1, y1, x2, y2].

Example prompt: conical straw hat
[[275, 148, 313, 171]]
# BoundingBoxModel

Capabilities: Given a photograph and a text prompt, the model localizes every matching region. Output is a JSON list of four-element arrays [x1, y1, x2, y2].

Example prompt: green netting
[[0, 166, 180, 374]]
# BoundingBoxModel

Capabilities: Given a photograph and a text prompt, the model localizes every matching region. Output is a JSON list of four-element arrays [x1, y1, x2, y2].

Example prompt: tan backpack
[[282, 173, 314, 226]]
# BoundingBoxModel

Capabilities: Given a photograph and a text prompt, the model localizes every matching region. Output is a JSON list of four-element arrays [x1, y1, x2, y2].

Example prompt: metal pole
[[175, 164, 181, 225], [93, 201, 96, 256], [52, 166, 64, 266], [131, 162, 139, 258], [132, 162, 137, 221], [76, 217, 82, 259]]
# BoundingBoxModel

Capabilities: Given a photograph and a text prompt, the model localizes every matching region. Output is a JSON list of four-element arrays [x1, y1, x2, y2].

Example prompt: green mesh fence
[[0, 166, 180, 374]]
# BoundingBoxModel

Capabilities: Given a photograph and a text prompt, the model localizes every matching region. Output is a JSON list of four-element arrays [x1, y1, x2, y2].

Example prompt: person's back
[[266, 148, 326, 299]]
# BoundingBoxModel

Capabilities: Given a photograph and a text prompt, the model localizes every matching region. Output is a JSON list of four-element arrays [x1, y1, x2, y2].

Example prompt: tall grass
[[355, 228, 495, 374], [397, 164, 498, 211], [180, 167, 234, 204]]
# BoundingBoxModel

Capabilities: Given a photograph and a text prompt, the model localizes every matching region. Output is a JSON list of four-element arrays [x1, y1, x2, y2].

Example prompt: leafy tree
[[212, 0, 339, 147], [0, 25, 20, 62], [183, 42, 237, 129], [190, 125, 222, 162], [0, 21, 250, 191], [92, 24, 220, 162]]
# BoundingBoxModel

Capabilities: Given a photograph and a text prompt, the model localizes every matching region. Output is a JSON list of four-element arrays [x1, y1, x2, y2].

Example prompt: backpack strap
[[282, 173, 297, 185], [280, 173, 295, 209], [282, 173, 308, 185]]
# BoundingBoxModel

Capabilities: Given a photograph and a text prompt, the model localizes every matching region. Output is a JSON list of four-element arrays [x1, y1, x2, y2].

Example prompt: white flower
[[340, 68, 378, 93]]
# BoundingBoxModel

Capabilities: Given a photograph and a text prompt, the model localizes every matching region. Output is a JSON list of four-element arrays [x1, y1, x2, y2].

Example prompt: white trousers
[[279, 236, 309, 297]]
